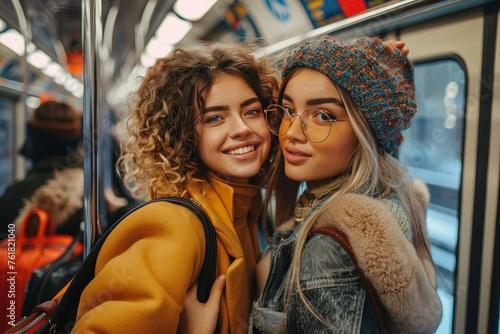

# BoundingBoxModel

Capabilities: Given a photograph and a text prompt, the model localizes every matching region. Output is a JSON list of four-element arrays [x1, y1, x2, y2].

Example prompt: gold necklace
[[294, 176, 347, 225], [379, 186, 392, 199], [293, 177, 392, 225]]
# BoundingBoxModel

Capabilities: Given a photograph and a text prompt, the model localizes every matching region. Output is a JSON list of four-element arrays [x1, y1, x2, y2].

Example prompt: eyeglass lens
[[265, 105, 333, 143]]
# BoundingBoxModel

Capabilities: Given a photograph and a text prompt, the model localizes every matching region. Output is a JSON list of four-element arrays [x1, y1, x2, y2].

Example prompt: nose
[[230, 115, 253, 138], [285, 114, 307, 142]]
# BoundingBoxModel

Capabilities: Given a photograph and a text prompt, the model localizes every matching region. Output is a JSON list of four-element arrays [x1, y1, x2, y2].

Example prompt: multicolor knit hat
[[281, 36, 416, 154]]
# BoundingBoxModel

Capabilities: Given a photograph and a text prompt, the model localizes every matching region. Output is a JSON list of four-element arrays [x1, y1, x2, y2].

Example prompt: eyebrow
[[203, 97, 261, 113], [282, 94, 345, 108]]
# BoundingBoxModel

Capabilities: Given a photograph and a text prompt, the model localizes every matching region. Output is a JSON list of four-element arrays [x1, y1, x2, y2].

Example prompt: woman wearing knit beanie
[[0, 101, 84, 239], [184, 37, 442, 334], [250, 36, 442, 333]]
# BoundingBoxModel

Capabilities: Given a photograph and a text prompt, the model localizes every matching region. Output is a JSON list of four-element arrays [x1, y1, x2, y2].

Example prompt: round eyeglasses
[[265, 104, 346, 143]]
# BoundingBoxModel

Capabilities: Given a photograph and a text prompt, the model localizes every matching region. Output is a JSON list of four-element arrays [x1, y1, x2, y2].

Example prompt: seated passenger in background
[[0, 101, 84, 239], [102, 119, 142, 225]]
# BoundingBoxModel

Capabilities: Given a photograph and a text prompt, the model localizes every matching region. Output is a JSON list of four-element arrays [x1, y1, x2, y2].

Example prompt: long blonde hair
[[264, 68, 433, 327]]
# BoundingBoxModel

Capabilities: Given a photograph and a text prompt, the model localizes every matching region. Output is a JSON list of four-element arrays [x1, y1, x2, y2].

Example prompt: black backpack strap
[[48, 197, 216, 332]]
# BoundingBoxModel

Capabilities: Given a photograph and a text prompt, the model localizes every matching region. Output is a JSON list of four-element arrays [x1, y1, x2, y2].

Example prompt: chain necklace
[[294, 176, 392, 225], [294, 176, 347, 225]]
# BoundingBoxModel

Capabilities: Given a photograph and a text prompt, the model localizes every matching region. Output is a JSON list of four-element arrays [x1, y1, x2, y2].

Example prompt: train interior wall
[[0, 1, 498, 333]]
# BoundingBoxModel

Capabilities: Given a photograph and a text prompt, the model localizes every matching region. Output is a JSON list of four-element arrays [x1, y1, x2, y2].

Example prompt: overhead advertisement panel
[[299, 0, 394, 28], [241, 0, 315, 45]]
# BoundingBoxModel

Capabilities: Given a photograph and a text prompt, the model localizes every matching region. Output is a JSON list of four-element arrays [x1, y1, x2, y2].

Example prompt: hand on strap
[[179, 274, 226, 334]]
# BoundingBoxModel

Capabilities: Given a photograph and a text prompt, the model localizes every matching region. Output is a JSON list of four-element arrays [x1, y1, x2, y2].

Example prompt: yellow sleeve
[[72, 201, 207, 334]]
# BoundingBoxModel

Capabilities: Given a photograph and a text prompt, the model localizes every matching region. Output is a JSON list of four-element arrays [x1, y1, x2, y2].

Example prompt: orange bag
[[0, 209, 82, 332]]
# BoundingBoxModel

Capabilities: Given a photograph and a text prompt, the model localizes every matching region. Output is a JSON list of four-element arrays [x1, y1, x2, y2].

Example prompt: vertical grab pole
[[11, 0, 30, 178], [82, 0, 103, 257]]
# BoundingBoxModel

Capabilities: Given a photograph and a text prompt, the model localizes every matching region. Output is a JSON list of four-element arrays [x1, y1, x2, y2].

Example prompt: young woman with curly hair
[[72, 43, 279, 333]]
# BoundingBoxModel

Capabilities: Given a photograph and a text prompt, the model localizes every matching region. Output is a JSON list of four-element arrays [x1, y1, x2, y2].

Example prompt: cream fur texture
[[314, 181, 442, 333], [15, 168, 84, 231]]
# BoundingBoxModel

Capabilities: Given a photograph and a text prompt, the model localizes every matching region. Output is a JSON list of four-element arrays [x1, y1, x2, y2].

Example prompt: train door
[[397, 3, 499, 334], [489, 7, 500, 334]]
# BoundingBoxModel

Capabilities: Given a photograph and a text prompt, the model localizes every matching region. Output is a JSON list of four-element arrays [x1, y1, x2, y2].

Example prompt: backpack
[[4, 197, 217, 334]]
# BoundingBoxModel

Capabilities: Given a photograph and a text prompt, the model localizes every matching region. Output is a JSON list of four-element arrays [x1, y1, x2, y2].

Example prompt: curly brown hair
[[118, 43, 280, 200]]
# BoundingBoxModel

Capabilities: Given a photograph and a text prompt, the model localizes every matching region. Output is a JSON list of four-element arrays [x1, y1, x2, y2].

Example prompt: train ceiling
[[0, 0, 175, 82], [0, 0, 403, 95], [4, 0, 488, 104], [0, 0, 282, 83]]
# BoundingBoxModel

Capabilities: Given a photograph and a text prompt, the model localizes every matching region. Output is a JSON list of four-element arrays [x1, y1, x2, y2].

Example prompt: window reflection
[[399, 58, 466, 334], [0, 97, 14, 196]]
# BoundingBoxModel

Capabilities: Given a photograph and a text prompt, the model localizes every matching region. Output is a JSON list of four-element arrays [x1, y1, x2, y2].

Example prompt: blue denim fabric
[[249, 225, 380, 333], [249, 190, 412, 333]]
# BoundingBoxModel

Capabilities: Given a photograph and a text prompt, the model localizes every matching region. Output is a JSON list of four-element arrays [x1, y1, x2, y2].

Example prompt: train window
[[0, 96, 15, 196], [399, 58, 466, 334]]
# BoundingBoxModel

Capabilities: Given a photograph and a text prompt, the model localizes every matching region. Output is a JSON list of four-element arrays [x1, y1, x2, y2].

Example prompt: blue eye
[[245, 108, 263, 117], [205, 115, 223, 123]]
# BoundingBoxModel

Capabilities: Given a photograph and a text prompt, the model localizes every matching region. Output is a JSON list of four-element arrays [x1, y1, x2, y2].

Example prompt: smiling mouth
[[226, 145, 256, 155]]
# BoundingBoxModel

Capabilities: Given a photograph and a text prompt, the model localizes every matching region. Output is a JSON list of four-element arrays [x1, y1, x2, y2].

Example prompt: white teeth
[[227, 145, 255, 155]]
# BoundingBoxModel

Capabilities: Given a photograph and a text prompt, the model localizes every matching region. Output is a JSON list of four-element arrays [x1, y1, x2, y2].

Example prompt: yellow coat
[[73, 176, 262, 333]]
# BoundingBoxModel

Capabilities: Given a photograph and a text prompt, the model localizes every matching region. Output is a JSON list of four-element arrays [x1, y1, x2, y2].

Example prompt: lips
[[225, 145, 256, 155], [284, 146, 311, 164]]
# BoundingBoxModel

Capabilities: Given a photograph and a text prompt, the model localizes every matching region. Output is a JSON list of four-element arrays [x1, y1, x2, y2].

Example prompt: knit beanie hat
[[20, 101, 83, 163], [281, 36, 417, 154]]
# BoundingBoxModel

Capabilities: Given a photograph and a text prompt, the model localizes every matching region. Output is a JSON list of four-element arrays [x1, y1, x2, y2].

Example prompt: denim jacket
[[249, 181, 442, 333]]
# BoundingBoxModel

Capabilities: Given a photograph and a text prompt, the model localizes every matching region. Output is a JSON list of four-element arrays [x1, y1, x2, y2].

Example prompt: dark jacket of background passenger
[[0, 155, 84, 239]]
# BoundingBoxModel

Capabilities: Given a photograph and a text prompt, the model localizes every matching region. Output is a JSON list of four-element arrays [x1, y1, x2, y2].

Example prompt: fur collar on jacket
[[313, 179, 442, 333], [15, 168, 84, 231]]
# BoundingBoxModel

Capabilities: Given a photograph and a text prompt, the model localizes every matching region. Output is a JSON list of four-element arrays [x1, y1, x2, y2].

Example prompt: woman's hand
[[103, 188, 129, 214], [179, 275, 226, 334], [386, 40, 409, 55]]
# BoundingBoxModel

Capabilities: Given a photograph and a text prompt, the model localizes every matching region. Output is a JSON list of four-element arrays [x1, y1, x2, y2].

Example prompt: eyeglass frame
[[264, 104, 347, 143]]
